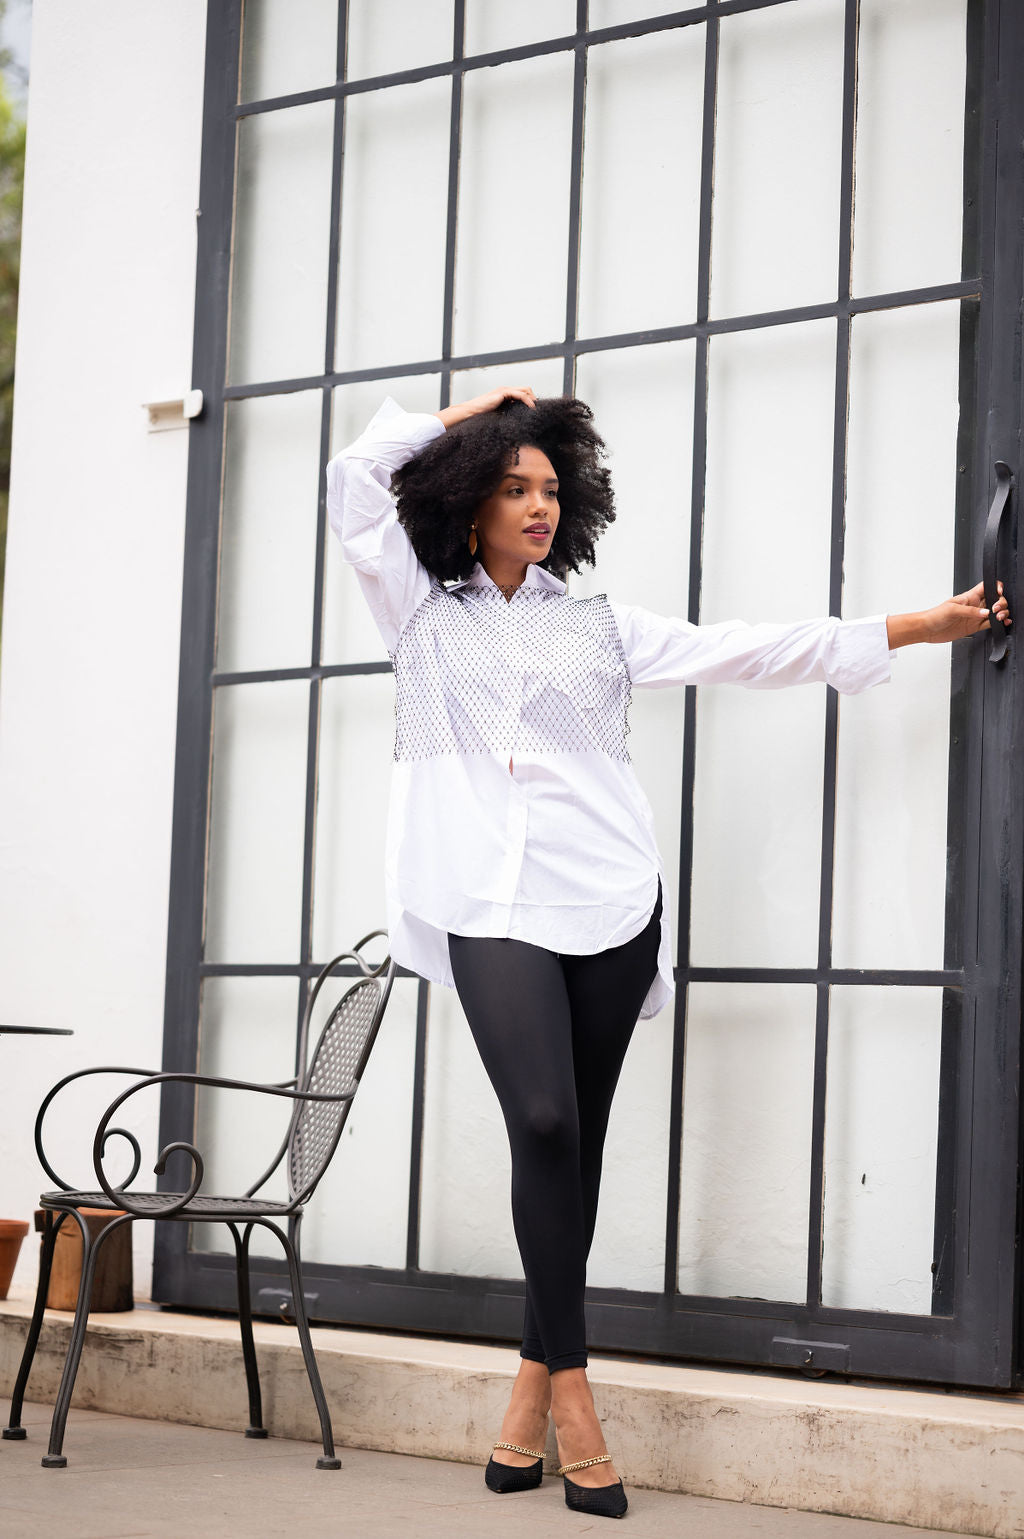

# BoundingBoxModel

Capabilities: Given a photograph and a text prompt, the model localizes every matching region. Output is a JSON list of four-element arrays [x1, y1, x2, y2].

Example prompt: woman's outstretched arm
[[887, 581, 1011, 646], [612, 580, 1013, 697]]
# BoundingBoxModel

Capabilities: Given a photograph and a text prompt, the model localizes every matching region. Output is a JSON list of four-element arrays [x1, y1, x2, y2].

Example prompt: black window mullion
[[405, 979, 430, 1269], [154, 0, 243, 1232], [294, 2, 351, 1069], [664, 6, 719, 1299], [219, 278, 983, 403], [562, 0, 589, 399], [231, 0, 803, 120], [805, 0, 860, 1315], [930, 0, 988, 1319], [438, 0, 465, 409]]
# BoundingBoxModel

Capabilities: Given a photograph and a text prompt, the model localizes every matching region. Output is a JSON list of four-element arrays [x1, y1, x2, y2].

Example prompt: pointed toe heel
[[485, 1441, 545, 1493], [558, 1454, 628, 1519]]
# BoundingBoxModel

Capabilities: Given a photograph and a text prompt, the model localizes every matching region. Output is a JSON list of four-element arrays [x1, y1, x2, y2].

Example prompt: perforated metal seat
[[4, 935, 395, 1473], [40, 1191, 297, 1217]]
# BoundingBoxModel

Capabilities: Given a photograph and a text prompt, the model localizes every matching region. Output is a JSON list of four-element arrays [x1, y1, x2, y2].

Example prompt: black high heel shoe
[[557, 1454, 628, 1519], [484, 1441, 545, 1493]]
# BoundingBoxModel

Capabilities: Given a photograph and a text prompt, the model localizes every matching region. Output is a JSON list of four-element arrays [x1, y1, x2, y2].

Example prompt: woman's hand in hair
[[434, 387, 536, 430], [886, 581, 1011, 647]]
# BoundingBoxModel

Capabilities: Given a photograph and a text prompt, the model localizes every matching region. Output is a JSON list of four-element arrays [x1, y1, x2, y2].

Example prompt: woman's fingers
[[461, 386, 537, 416], [953, 579, 1011, 625]]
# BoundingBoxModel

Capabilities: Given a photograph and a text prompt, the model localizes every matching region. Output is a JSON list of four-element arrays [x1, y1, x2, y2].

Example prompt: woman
[[327, 385, 1009, 1520]]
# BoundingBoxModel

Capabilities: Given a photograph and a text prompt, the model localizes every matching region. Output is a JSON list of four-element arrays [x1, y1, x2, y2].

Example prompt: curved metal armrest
[[92, 1071, 358, 1218], [35, 1064, 161, 1194]]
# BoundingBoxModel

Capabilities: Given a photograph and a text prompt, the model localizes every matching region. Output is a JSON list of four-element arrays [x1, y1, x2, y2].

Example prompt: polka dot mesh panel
[[289, 979, 379, 1198], [391, 583, 632, 763]]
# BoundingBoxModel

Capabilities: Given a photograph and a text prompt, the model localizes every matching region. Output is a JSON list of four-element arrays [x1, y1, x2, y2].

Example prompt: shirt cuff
[[349, 395, 446, 469], [836, 613, 894, 692]]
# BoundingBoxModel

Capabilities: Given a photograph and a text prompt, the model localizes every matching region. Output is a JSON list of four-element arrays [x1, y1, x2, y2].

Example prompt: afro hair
[[390, 395, 615, 583]]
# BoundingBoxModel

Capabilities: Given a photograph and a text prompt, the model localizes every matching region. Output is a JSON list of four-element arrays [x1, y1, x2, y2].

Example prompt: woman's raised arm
[[434, 385, 537, 430], [326, 398, 444, 652]]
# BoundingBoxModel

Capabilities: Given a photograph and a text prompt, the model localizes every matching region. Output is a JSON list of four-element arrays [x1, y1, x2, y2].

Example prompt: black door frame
[[154, 0, 1024, 1389]]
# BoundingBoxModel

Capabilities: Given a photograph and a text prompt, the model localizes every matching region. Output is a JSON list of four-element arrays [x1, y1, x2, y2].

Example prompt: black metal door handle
[[983, 461, 1013, 665]]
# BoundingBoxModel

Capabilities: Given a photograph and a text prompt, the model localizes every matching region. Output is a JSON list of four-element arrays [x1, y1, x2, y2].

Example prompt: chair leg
[[263, 1217, 340, 1470], [3, 1210, 65, 1440], [228, 1222, 267, 1439], [41, 1210, 133, 1469]]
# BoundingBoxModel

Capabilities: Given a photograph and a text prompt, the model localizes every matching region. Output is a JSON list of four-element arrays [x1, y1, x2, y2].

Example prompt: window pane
[[453, 53, 574, 356], [678, 983, 816, 1301], [693, 319, 836, 968], [240, 0, 338, 102], [710, 0, 844, 318], [575, 344, 696, 966], [193, 975, 298, 1256], [217, 391, 322, 673], [832, 303, 959, 969], [852, 0, 967, 296], [589, 1, 674, 23], [450, 357, 565, 400], [587, 1012, 674, 1291], [335, 79, 451, 371], [574, 341, 694, 619], [346, 0, 453, 79], [465, 0, 575, 53], [573, 343, 695, 967], [578, 30, 704, 339], [205, 682, 309, 961], [691, 685, 825, 968], [323, 374, 442, 667], [419, 986, 521, 1277], [821, 986, 943, 1312], [702, 321, 836, 625], [229, 102, 334, 385], [312, 674, 395, 960], [302, 977, 419, 1267]]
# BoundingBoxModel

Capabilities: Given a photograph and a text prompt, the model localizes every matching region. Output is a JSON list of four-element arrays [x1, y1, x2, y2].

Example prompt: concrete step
[[0, 1396, 987, 1539], [1, 1294, 1021, 1538]]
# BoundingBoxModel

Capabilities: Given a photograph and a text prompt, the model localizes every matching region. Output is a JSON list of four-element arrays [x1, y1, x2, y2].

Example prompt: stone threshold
[[1, 1294, 1021, 1538]]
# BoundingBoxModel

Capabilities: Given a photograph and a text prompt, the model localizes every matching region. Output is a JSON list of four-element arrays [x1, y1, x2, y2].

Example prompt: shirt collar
[[449, 562, 566, 597]]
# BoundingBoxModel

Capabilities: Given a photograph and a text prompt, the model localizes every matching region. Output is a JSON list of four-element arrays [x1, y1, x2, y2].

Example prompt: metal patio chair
[[3, 933, 395, 1470]]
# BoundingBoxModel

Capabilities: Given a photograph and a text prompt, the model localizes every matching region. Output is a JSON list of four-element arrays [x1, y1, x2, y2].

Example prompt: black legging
[[447, 882, 662, 1372]]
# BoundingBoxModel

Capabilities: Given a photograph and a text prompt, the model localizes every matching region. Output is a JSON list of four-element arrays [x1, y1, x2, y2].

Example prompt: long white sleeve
[[326, 397, 445, 652], [610, 602, 894, 695]]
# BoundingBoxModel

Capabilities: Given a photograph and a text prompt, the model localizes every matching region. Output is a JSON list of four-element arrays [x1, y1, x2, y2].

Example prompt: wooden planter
[[36, 1208, 134, 1312], [0, 1219, 30, 1300]]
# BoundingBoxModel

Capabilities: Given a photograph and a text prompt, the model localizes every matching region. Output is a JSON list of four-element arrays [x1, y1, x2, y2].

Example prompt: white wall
[[0, 0, 207, 1294]]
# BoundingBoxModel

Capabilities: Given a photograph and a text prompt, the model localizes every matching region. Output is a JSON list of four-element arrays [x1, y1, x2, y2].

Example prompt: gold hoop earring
[[468, 524, 478, 557]]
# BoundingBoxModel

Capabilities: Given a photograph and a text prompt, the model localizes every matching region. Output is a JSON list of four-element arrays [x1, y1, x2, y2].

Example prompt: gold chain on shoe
[[493, 1441, 545, 1459], [557, 1453, 612, 1475]]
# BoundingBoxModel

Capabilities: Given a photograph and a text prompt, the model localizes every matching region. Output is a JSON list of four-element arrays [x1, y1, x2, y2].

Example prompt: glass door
[[155, 0, 1024, 1387]]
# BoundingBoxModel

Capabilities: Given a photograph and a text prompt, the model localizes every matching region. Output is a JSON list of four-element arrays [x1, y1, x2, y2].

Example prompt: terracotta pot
[[0, 1218, 30, 1300]]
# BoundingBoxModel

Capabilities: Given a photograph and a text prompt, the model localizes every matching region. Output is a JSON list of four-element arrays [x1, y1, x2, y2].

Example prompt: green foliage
[[0, 64, 23, 649]]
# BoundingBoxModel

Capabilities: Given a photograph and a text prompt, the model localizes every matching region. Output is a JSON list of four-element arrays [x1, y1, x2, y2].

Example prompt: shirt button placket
[[501, 596, 528, 912]]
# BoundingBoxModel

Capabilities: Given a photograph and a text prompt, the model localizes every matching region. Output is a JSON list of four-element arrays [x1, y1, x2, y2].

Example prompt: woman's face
[[472, 445, 560, 569]]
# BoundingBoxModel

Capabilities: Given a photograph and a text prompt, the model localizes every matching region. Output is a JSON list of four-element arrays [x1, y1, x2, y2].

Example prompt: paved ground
[[0, 1398, 987, 1539]]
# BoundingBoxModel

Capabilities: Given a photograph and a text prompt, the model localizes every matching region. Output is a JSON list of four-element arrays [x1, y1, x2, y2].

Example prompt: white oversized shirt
[[326, 398, 895, 1019]]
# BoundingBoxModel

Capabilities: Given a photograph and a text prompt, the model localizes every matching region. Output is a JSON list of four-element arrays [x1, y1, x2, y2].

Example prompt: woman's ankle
[[549, 1365, 593, 1417]]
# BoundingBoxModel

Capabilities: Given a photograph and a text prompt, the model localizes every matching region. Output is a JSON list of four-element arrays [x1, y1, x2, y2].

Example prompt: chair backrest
[[286, 936, 395, 1206]]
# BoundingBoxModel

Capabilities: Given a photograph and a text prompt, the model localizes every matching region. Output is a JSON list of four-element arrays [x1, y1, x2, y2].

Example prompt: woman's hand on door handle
[[886, 581, 1012, 648]]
